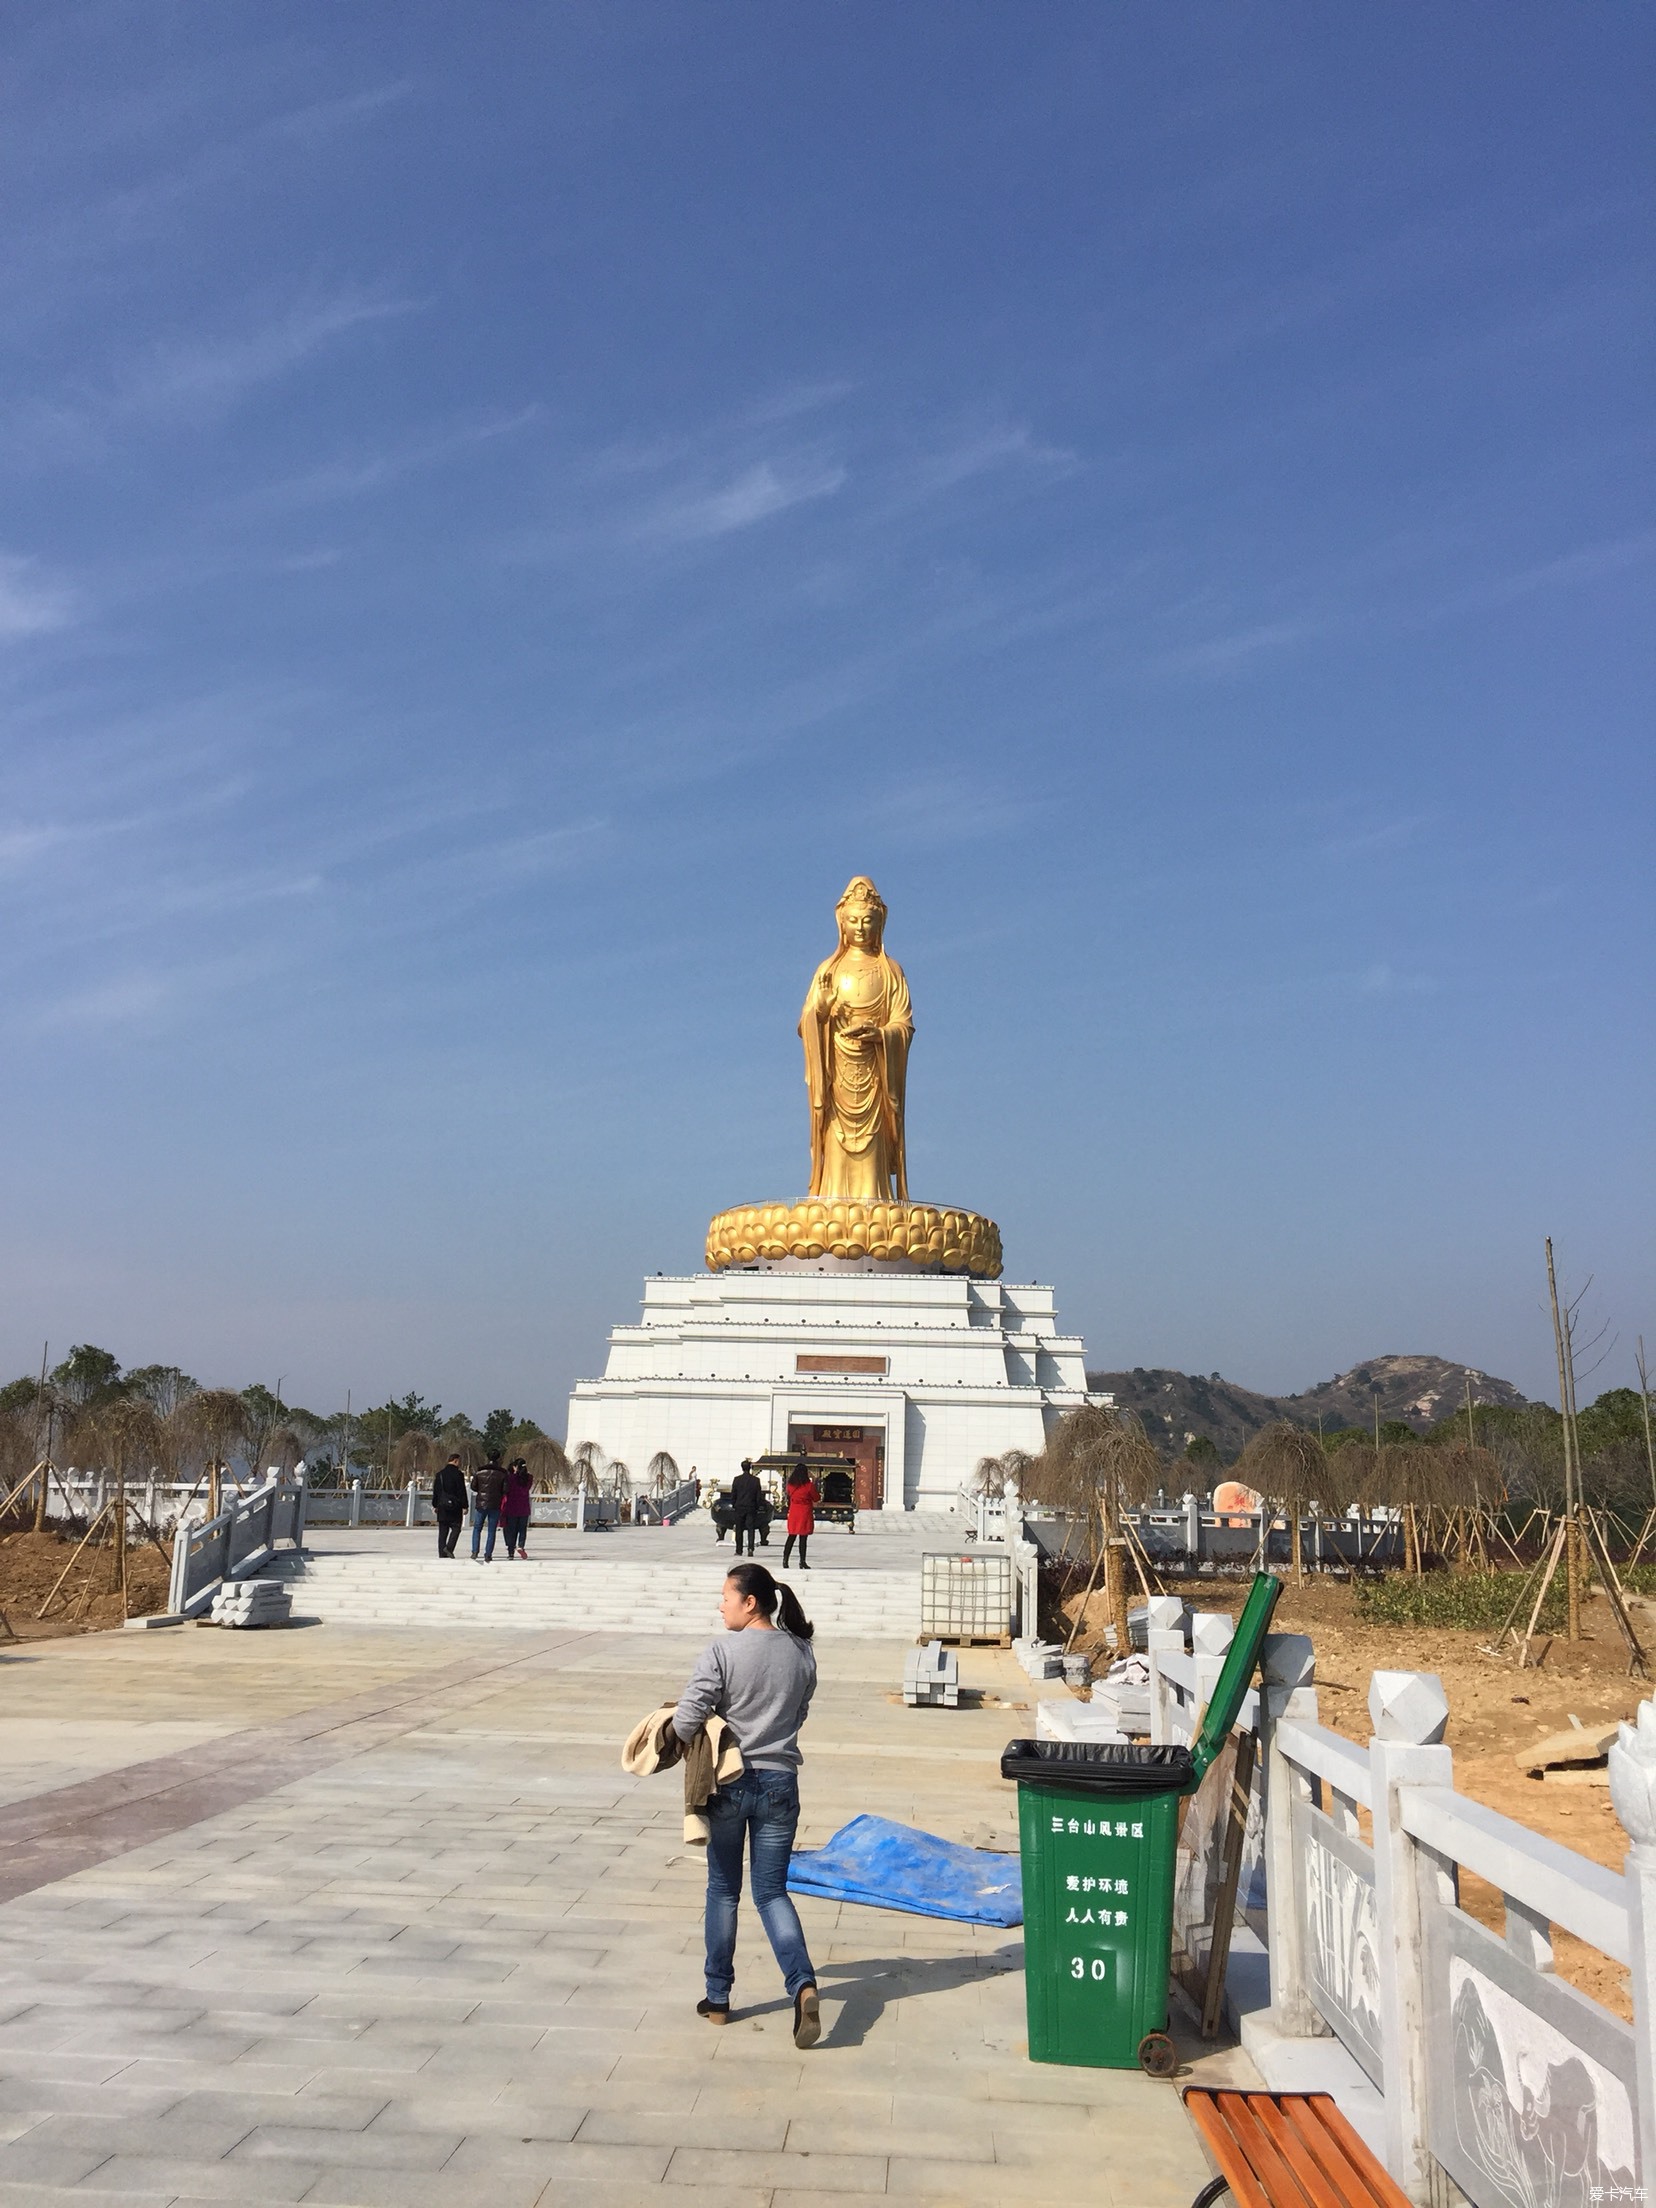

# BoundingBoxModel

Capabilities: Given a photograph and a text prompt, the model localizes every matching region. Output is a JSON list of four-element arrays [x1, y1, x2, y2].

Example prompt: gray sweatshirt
[[673, 1627, 817, 1771]]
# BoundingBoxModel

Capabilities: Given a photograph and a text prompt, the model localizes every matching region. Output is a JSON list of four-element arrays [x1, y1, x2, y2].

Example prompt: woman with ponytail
[[672, 1560, 822, 2046]]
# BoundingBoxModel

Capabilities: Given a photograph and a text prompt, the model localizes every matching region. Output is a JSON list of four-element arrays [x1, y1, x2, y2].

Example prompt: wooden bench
[[1182, 2089, 1411, 2208]]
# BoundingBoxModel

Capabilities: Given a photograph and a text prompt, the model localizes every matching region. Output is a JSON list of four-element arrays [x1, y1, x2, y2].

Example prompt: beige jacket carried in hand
[[621, 1704, 744, 1845]]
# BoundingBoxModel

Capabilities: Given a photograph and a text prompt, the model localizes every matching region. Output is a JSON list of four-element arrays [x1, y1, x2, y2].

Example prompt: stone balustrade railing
[[1160, 1618, 1651, 2208], [165, 1474, 307, 1618]]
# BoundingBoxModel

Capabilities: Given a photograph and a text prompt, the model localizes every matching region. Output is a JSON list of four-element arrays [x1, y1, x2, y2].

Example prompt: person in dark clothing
[[432, 1454, 467, 1558], [501, 1458, 532, 1558], [471, 1455, 507, 1562], [728, 1460, 764, 1558]]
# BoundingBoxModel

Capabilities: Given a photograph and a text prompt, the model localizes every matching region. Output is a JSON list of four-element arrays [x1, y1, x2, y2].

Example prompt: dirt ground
[[1064, 1571, 1648, 2019], [0, 1527, 171, 1640]]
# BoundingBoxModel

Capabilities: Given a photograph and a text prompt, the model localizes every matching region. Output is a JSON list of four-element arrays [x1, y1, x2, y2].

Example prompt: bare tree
[[1021, 1406, 1162, 1651], [646, 1450, 680, 1498], [79, 1398, 163, 1612], [0, 1409, 36, 1503]]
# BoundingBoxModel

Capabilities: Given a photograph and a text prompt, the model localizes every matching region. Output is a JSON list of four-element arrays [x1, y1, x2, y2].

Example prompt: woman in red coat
[[782, 1462, 817, 1571]]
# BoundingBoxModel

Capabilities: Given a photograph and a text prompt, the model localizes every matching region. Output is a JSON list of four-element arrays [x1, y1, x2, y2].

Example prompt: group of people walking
[[430, 1452, 533, 1561], [726, 1458, 818, 1567]]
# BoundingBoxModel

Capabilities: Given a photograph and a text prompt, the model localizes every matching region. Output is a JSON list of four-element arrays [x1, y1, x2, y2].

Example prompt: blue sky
[[2, 4, 1650, 1425]]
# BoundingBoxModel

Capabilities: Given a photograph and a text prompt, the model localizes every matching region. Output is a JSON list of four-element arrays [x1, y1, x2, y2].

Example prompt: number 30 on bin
[[1069, 1957, 1109, 1981]]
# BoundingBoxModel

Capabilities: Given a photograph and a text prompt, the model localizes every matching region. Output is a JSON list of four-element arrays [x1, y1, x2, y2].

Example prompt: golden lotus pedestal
[[705, 1198, 1002, 1279]]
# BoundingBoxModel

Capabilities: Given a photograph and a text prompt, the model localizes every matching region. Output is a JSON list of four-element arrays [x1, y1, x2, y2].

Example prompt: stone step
[[268, 1552, 920, 1637]]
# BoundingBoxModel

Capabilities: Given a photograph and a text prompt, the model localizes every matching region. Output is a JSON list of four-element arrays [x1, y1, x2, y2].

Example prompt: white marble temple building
[[565, 1267, 1096, 1512]]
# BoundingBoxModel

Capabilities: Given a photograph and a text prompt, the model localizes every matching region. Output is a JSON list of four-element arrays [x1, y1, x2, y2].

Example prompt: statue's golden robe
[[799, 947, 912, 1201]]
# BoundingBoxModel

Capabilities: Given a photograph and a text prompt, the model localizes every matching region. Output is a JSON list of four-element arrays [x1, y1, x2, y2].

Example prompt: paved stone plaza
[[0, 1594, 1218, 2206]]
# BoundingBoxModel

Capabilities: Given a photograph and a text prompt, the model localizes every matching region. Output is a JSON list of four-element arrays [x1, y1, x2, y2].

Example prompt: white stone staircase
[[266, 1552, 922, 1637]]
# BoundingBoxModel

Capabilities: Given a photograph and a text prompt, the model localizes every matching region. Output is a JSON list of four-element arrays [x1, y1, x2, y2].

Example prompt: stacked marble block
[[210, 1579, 292, 1629], [902, 1639, 961, 1707]]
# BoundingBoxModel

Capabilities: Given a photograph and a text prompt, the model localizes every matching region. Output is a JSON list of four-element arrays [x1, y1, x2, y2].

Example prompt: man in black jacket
[[470, 1455, 508, 1562], [728, 1460, 764, 1558], [432, 1455, 467, 1558]]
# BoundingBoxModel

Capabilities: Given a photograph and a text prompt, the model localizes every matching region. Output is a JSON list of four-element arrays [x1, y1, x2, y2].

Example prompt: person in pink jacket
[[782, 1460, 817, 1571]]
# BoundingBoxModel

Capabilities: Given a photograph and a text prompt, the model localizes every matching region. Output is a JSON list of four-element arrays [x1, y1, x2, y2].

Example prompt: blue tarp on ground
[[787, 1814, 1023, 1926]]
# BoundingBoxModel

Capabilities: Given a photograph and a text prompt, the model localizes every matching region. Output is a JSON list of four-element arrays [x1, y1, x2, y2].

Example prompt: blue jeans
[[703, 1768, 815, 2005], [470, 1503, 500, 1558]]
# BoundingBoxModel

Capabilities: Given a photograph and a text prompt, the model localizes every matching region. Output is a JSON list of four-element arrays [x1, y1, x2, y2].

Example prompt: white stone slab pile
[[1014, 1636, 1066, 1679], [1091, 1651, 1152, 1734], [1036, 1698, 1128, 1743], [210, 1579, 292, 1629], [1128, 1594, 1189, 1650], [902, 1639, 960, 1707]]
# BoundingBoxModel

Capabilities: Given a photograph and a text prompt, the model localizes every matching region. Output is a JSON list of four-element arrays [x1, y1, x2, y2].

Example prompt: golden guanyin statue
[[704, 878, 1002, 1276], [799, 876, 912, 1201]]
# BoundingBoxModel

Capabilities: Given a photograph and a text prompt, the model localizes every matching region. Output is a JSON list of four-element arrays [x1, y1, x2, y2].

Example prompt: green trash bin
[[1000, 1571, 1281, 2072]]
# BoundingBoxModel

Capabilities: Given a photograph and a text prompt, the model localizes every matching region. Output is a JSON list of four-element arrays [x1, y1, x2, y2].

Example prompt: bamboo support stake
[[30, 1344, 48, 1534], [37, 1500, 112, 1619], [1064, 1510, 1108, 1654], [1518, 1519, 1569, 1668], [0, 1462, 49, 1526], [114, 1467, 127, 1617], [1546, 1239, 1582, 1641], [1123, 1513, 1160, 1601]]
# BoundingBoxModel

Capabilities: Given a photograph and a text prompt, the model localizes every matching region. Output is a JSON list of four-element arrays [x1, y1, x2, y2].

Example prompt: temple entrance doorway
[[789, 1424, 885, 1511]]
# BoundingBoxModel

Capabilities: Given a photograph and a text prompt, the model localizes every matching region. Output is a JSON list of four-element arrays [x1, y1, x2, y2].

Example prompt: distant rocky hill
[[1087, 1354, 1532, 1462]]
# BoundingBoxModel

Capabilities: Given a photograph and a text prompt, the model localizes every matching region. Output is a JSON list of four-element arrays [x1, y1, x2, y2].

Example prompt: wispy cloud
[[1319, 812, 1435, 860], [113, 291, 423, 423], [908, 420, 1078, 496], [638, 457, 848, 542], [1150, 617, 1318, 679], [0, 823, 73, 874], [1357, 962, 1436, 998], [465, 821, 610, 882], [1460, 531, 1656, 611], [869, 771, 1047, 850], [4, 291, 424, 462], [36, 971, 178, 1030], [260, 81, 416, 146], [0, 553, 76, 640], [239, 407, 540, 514]]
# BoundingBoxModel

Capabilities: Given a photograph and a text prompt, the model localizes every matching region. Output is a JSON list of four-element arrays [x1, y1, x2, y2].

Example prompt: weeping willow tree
[[1359, 1440, 1504, 1574], [971, 1447, 1033, 1502], [1021, 1406, 1162, 1651], [569, 1440, 606, 1499], [392, 1431, 442, 1486], [175, 1390, 250, 1521], [646, 1450, 680, 1498], [525, 1437, 572, 1493], [1236, 1422, 1354, 1585]]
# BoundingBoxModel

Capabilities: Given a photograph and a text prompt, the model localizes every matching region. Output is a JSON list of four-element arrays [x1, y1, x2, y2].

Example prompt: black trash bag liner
[[998, 1739, 1195, 1795]]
